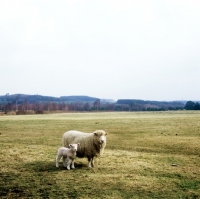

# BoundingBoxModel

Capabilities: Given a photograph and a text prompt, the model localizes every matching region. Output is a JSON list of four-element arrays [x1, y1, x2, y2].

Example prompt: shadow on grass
[[0, 172, 35, 198], [24, 160, 86, 172]]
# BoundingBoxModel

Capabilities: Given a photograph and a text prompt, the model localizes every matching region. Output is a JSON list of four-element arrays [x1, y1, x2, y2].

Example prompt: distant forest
[[0, 94, 199, 114]]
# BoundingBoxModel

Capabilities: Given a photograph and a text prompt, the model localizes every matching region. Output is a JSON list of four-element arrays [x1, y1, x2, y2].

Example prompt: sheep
[[56, 143, 80, 170], [62, 130, 107, 168]]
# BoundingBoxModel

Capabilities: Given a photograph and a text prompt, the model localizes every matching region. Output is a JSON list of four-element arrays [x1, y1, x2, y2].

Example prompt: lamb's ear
[[105, 132, 107, 136], [69, 144, 72, 147], [77, 143, 80, 146]]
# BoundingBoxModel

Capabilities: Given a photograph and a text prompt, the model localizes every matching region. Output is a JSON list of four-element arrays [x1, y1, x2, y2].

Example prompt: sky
[[1, 0, 200, 101]]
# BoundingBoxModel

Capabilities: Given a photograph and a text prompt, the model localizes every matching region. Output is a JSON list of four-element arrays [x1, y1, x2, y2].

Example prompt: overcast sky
[[1, 0, 200, 101]]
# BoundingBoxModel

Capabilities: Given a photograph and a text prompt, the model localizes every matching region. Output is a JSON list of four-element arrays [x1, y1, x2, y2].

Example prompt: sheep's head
[[69, 143, 80, 152], [94, 130, 107, 144]]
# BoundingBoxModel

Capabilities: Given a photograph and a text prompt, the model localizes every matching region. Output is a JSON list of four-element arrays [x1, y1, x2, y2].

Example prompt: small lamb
[[56, 143, 80, 170]]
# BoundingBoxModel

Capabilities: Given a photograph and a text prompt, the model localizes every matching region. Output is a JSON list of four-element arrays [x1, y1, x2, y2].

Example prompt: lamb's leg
[[71, 158, 75, 169], [56, 155, 62, 168], [66, 157, 72, 170], [62, 157, 67, 167]]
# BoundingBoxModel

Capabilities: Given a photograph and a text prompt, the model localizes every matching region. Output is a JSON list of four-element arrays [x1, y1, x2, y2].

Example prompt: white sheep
[[56, 143, 80, 170], [62, 130, 107, 168]]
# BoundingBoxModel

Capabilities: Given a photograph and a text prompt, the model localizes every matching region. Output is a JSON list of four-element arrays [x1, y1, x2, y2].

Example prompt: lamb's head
[[94, 130, 107, 144], [69, 143, 80, 152]]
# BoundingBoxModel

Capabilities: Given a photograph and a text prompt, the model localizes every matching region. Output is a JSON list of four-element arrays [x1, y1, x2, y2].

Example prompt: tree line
[[184, 101, 200, 110], [0, 100, 102, 114], [0, 94, 199, 114]]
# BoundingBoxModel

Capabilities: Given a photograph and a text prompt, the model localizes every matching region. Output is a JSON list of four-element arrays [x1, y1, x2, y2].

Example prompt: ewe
[[56, 143, 80, 170], [62, 130, 107, 168]]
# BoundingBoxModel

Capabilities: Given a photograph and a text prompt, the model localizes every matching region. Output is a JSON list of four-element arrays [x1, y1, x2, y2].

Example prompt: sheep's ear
[[69, 144, 72, 147], [94, 132, 98, 136], [105, 132, 107, 136], [78, 143, 80, 146]]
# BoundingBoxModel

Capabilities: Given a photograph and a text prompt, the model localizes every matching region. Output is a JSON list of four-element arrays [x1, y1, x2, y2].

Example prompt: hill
[[0, 94, 99, 104], [0, 94, 195, 113]]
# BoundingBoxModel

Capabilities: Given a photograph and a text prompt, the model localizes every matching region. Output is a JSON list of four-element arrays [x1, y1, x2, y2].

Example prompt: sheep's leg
[[56, 155, 62, 168], [91, 157, 94, 167], [71, 159, 75, 169], [66, 157, 72, 170], [88, 157, 94, 168]]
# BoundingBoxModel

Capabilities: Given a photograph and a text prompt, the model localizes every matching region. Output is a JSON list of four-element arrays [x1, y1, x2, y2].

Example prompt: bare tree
[[93, 99, 100, 110]]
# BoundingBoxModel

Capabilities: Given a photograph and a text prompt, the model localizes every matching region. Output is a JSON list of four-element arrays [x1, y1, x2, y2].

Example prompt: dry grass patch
[[0, 111, 200, 198]]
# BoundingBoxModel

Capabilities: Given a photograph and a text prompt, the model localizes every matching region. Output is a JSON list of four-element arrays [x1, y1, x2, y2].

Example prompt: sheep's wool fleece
[[62, 130, 107, 158]]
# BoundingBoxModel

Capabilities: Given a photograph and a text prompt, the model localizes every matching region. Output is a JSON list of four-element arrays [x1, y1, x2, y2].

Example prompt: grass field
[[0, 111, 200, 199]]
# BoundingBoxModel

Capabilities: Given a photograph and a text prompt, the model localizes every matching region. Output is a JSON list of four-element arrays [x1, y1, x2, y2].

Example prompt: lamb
[[62, 130, 107, 168], [56, 143, 80, 170]]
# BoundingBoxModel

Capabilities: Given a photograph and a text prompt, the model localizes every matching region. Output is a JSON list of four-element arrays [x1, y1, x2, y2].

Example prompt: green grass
[[0, 111, 200, 198]]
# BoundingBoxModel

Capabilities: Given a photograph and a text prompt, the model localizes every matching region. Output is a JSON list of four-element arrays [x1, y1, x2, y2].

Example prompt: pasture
[[0, 111, 200, 199]]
